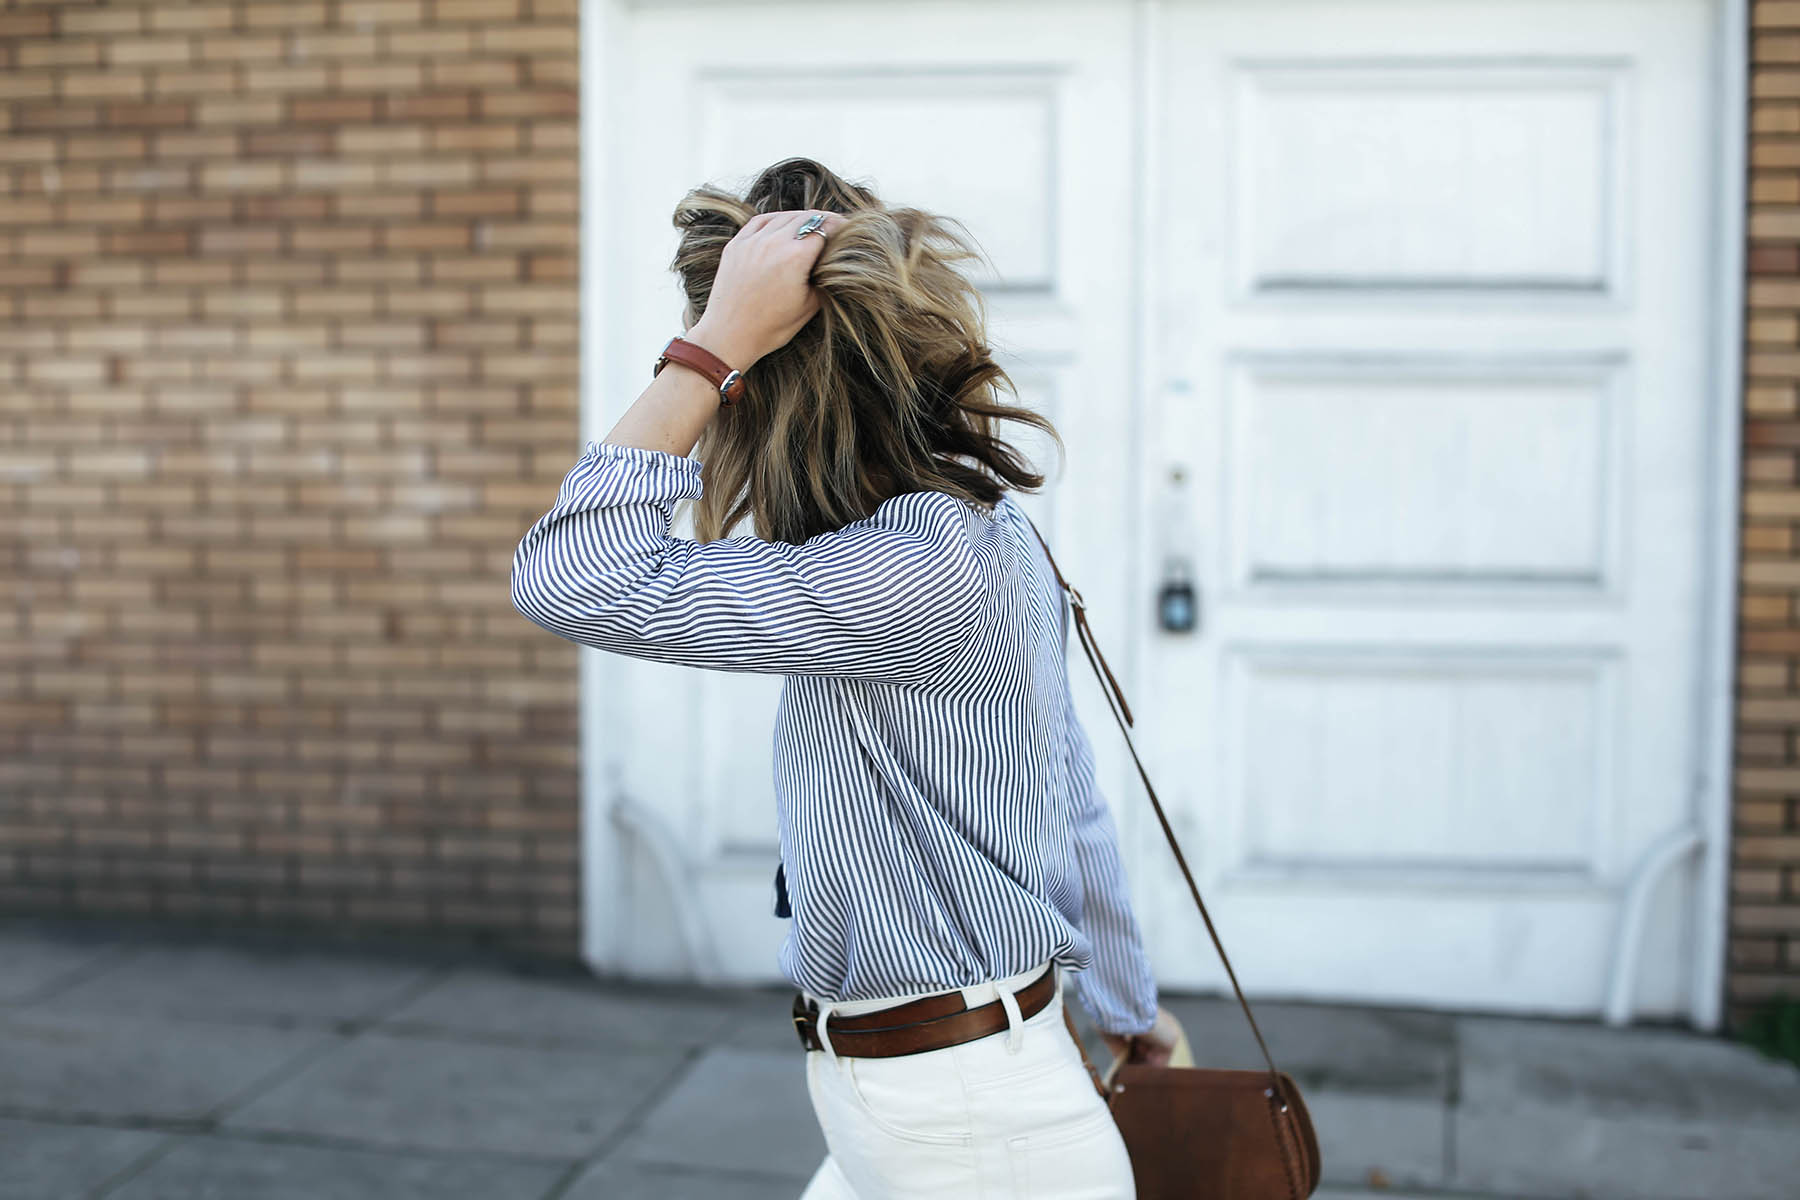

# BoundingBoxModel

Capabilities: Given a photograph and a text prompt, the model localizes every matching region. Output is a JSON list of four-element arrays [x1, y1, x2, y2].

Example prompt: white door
[[584, 0, 1726, 1021], [1139, 0, 1719, 1017], [585, 0, 1141, 981]]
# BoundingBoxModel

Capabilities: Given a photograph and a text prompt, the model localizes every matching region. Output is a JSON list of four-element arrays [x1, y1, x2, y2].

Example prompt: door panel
[[1234, 62, 1623, 293], [1227, 356, 1624, 589], [1144, 0, 1713, 1015], [598, 0, 1137, 981]]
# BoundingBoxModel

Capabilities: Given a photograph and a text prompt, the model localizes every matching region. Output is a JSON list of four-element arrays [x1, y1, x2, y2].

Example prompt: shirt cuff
[[581, 439, 705, 503]]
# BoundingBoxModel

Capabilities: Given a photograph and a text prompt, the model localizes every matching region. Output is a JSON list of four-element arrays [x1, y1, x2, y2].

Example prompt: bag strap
[[1022, 511, 1286, 1091]]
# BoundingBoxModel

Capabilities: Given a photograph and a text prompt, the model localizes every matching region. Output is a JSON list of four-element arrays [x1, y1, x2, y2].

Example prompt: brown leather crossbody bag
[[1021, 510, 1323, 1200]]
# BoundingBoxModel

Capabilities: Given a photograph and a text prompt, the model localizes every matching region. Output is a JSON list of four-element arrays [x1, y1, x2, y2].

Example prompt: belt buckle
[[791, 995, 817, 1049]]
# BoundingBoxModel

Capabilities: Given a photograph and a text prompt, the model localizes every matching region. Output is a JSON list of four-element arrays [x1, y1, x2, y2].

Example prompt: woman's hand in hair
[[687, 209, 845, 371]]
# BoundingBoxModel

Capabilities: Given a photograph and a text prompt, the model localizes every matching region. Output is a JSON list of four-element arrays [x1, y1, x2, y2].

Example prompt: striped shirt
[[510, 439, 1160, 1035]]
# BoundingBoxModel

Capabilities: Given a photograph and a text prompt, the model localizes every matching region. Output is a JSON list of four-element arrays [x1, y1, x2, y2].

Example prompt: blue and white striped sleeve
[[1059, 623, 1161, 1036], [510, 440, 989, 685]]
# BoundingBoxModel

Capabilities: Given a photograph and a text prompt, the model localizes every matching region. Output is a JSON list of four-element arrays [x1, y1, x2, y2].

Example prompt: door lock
[[1157, 464, 1200, 633], [1158, 555, 1198, 633]]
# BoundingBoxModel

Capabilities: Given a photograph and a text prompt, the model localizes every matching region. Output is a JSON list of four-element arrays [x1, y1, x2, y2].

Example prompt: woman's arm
[[596, 207, 847, 461], [1061, 654, 1163, 1039], [509, 440, 988, 683], [510, 208, 990, 683], [1054, 591, 1185, 1063]]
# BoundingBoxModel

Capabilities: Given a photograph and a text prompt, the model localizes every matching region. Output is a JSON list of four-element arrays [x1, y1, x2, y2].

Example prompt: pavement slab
[[1457, 1013, 1800, 1121], [708, 986, 823, 1054], [616, 1045, 825, 1179], [31, 941, 439, 1029], [1449, 1106, 1800, 1200], [0, 921, 133, 1005], [0, 1009, 335, 1124], [1304, 1090, 1448, 1193], [220, 1029, 687, 1159], [1451, 1014, 1800, 1200], [101, 1134, 567, 1200], [375, 964, 759, 1051], [0, 1117, 169, 1200], [563, 1160, 808, 1200]]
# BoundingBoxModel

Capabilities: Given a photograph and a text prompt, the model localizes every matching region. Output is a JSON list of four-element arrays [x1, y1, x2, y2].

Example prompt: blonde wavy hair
[[669, 156, 1064, 545]]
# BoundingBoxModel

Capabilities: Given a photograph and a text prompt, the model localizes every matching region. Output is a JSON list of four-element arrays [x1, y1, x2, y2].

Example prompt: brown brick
[[151, 5, 239, 33], [388, 91, 473, 121], [198, 96, 283, 126], [428, 59, 517, 90], [248, 65, 336, 94], [243, 3, 330, 28], [57, 9, 144, 36], [109, 37, 195, 67], [151, 66, 239, 97], [475, 25, 567, 54], [106, 229, 193, 256], [480, 90, 576, 122], [154, 131, 239, 159], [246, 129, 335, 157], [338, 62, 425, 91], [291, 96, 381, 125], [384, 223, 471, 251], [289, 31, 380, 60], [104, 100, 195, 127], [385, 28, 471, 57], [198, 34, 285, 62], [435, 0, 523, 19], [15, 103, 102, 131], [431, 122, 520, 152], [20, 38, 104, 68]]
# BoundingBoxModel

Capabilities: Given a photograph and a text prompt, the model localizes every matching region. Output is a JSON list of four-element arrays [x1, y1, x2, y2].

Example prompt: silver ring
[[794, 212, 827, 240]]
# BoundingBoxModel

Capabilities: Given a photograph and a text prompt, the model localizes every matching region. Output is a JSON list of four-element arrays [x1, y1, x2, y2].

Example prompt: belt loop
[[815, 998, 839, 1062], [997, 976, 1025, 1055]]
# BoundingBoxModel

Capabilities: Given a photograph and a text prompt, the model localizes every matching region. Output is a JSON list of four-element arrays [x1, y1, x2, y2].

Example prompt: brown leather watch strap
[[792, 963, 1057, 1058], [654, 334, 748, 406]]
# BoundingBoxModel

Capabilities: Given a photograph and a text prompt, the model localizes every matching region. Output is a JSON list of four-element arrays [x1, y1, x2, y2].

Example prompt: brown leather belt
[[792, 964, 1057, 1058]]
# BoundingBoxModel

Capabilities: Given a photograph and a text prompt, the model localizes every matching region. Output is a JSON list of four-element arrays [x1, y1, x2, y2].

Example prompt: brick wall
[[1738, 0, 1800, 1024], [0, 0, 582, 956]]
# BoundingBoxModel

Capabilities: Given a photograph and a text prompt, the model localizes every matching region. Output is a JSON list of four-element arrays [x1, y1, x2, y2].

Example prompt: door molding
[[1689, 0, 1748, 1033], [577, 0, 632, 971]]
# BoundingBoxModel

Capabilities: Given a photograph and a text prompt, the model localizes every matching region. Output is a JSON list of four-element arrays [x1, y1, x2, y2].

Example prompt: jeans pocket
[[807, 1050, 983, 1199], [1005, 1104, 1135, 1199], [842, 1051, 978, 1147]]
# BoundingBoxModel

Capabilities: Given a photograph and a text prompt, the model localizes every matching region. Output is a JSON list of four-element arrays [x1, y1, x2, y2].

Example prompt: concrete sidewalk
[[1, 918, 1796, 1200]]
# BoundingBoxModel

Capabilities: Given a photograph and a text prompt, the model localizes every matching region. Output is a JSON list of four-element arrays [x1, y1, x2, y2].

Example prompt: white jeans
[[798, 962, 1136, 1199]]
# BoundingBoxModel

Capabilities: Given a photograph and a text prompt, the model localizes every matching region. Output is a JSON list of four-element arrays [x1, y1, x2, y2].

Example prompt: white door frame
[[576, 0, 1748, 1030], [1690, 0, 1749, 1032]]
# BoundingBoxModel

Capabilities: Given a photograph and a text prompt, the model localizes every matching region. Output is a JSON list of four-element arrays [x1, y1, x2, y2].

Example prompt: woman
[[511, 157, 1182, 1199]]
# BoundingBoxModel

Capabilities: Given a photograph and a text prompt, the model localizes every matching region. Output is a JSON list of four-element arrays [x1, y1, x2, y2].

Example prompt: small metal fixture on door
[[1158, 557, 1198, 633], [1157, 465, 1200, 634]]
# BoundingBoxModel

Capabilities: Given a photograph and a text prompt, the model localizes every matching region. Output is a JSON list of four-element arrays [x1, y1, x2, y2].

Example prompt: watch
[[653, 334, 748, 407]]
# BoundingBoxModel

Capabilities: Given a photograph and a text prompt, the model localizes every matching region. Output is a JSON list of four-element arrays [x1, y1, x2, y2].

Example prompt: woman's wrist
[[685, 315, 762, 373]]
